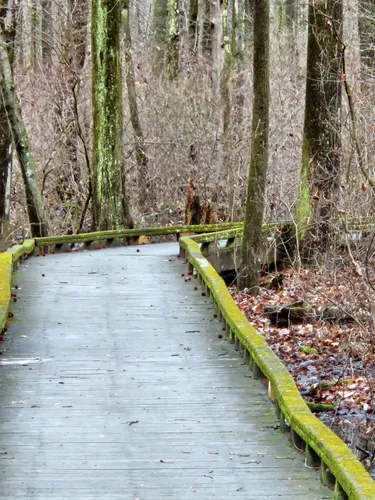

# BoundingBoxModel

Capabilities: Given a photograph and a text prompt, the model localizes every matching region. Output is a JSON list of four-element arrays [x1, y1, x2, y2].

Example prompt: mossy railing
[[179, 232, 375, 500], [0, 239, 35, 332], [34, 222, 243, 248]]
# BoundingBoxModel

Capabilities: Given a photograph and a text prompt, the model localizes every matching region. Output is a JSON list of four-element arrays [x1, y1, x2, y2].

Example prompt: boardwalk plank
[[0, 243, 331, 499]]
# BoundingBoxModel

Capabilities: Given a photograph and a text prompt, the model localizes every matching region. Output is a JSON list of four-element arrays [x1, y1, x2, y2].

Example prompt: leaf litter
[[230, 265, 375, 472]]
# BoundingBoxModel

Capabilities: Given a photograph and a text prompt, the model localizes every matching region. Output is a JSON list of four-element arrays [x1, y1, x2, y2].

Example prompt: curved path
[[0, 243, 330, 499]]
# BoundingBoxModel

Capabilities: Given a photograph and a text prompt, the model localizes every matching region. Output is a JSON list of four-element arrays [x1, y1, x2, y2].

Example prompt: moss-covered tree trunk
[[152, 0, 168, 76], [123, 6, 148, 211], [295, 0, 342, 257], [0, 26, 48, 237], [91, 0, 132, 231], [238, 0, 269, 293], [0, 0, 14, 241]]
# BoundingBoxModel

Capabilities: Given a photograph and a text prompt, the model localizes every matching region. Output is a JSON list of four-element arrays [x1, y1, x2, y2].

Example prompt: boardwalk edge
[[179, 234, 375, 500]]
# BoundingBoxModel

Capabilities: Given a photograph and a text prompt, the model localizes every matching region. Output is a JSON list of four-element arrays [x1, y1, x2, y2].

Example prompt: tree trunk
[[152, 0, 168, 76], [91, 0, 132, 231], [294, 0, 343, 258], [211, 0, 223, 100], [166, 0, 179, 78], [0, 0, 15, 242], [30, 0, 42, 72], [123, 6, 149, 211], [189, 0, 198, 51], [238, 0, 270, 293], [0, 26, 48, 237], [197, 0, 210, 58], [358, 0, 375, 79], [221, 0, 236, 220], [66, 0, 89, 71], [41, 0, 53, 62]]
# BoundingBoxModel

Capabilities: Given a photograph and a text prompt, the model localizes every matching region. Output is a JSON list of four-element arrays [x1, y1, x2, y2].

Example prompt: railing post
[[334, 481, 348, 500], [305, 444, 320, 468]]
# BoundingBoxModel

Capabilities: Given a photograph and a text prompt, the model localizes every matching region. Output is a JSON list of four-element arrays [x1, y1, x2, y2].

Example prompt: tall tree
[[152, 0, 168, 76], [188, 0, 198, 50], [295, 0, 343, 257], [211, 0, 223, 100], [221, 0, 238, 220], [91, 0, 132, 230], [358, 0, 375, 79], [41, 0, 53, 62], [166, 0, 179, 78], [197, 0, 210, 58], [123, 2, 148, 210], [0, 25, 49, 237], [239, 0, 270, 292], [0, 0, 15, 241], [30, 0, 42, 72]]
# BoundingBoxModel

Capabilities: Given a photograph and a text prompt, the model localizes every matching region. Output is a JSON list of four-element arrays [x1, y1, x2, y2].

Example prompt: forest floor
[[230, 263, 375, 475]]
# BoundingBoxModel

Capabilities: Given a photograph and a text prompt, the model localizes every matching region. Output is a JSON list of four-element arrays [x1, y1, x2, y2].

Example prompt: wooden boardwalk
[[0, 243, 331, 499]]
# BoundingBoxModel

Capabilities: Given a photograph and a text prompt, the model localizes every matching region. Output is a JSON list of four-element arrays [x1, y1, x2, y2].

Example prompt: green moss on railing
[[35, 223, 243, 246], [0, 253, 12, 332], [179, 234, 375, 500], [6, 239, 35, 263], [0, 240, 36, 332]]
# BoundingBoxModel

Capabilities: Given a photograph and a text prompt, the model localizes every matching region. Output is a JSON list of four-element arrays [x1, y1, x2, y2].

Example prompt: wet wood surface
[[0, 243, 331, 499]]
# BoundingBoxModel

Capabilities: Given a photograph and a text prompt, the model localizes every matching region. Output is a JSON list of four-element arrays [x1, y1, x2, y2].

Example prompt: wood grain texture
[[0, 243, 331, 499]]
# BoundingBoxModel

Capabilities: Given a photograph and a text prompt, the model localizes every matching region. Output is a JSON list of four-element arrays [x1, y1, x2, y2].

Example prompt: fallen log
[[307, 402, 335, 413], [263, 301, 371, 326]]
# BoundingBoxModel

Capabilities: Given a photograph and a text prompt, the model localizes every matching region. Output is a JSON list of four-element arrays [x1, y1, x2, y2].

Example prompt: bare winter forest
[[2, 0, 375, 471]]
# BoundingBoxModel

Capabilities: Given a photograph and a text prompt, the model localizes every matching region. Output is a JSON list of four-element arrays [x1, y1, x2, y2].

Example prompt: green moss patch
[[0, 253, 12, 331]]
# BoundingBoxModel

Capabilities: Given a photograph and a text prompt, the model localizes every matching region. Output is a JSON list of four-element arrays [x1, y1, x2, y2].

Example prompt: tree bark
[[211, 0, 223, 101], [358, 0, 375, 79], [30, 0, 42, 72], [152, 0, 168, 76], [41, 0, 53, 62], [189, 0, 198, 51], [166, 0, 180, 78], [295, 0, 342, 257], [238, 0, 270, 293], [0, 26, 48, 237], [123, 6, 148, 210], [91, 0, 132, 231], [221, 0, 236, 220], [66, 0, 89, 71], [197, 0, 210, 58], [0, 0, 14, 241]]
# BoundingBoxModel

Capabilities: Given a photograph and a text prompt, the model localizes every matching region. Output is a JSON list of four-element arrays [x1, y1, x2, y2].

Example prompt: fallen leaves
[[231, 264, 375, 457]]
